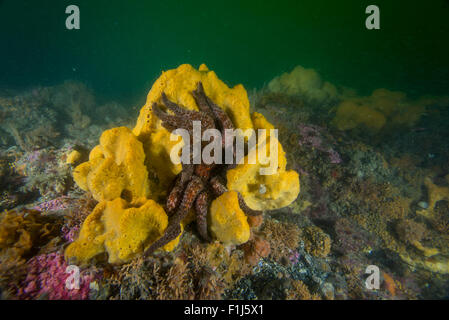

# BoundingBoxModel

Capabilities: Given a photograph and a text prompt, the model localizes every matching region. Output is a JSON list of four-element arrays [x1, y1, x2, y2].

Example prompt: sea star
[[144, 82, 261, 256]]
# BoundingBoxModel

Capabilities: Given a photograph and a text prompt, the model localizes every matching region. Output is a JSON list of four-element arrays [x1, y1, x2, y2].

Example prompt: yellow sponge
[[227, 112, 300, 210], [132, 64, 255, 199], [209, 191, 251, 246], [65, 198, 180, 264], [72, 127, 150, 203]]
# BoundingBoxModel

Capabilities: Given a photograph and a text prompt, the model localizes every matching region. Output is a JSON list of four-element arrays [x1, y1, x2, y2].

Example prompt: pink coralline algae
[[328, 149, 342, 164], [61, 225, 79, 242], [33, 196, 71, 212], [289, 250, 301, 265], [333, 218, 375, 255], [298, 124, 342, 164], [26, 150, 43, 163], [25, 150, 55, 169], [17, 252, 94, 300]]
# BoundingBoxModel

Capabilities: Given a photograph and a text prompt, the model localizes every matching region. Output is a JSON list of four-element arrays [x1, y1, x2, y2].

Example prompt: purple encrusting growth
[[298, 123, 342, 164], [61, 225, 80, 243], [25, 150, 56, 170], [33, 196, 70, 212], [17, 252, 95, 300], [289, 250, 301, 265]]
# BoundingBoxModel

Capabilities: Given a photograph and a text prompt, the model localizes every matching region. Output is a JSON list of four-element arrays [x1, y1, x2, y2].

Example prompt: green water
[[0, 0, 448, 102]]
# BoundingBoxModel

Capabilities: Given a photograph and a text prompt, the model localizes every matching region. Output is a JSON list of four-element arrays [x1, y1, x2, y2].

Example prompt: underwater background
[[0, 0, 449, 300], [1, 0, 448, 101]]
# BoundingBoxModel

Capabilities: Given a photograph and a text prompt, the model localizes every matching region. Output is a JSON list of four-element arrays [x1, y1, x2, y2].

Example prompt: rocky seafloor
[[1, 78, 449, 300]]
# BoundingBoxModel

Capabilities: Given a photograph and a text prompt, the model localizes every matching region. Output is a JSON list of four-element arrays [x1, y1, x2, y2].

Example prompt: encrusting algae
[[65, 64, 300, 265]]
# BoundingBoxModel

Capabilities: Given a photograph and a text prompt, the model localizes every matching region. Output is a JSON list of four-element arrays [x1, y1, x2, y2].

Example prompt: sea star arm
[[195, 191, 211, 241], [210, 176, 262, 216], [192, 82, 215, 119], [166, 164, 194, 215], [193, 82, 234, 132], [144, 176, 204, 256], [161, 92, 215, 130], [237, 193, 262, 216]]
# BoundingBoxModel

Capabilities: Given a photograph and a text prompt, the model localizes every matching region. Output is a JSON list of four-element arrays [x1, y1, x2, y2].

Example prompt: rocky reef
[[0, 64, 449, 300]]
